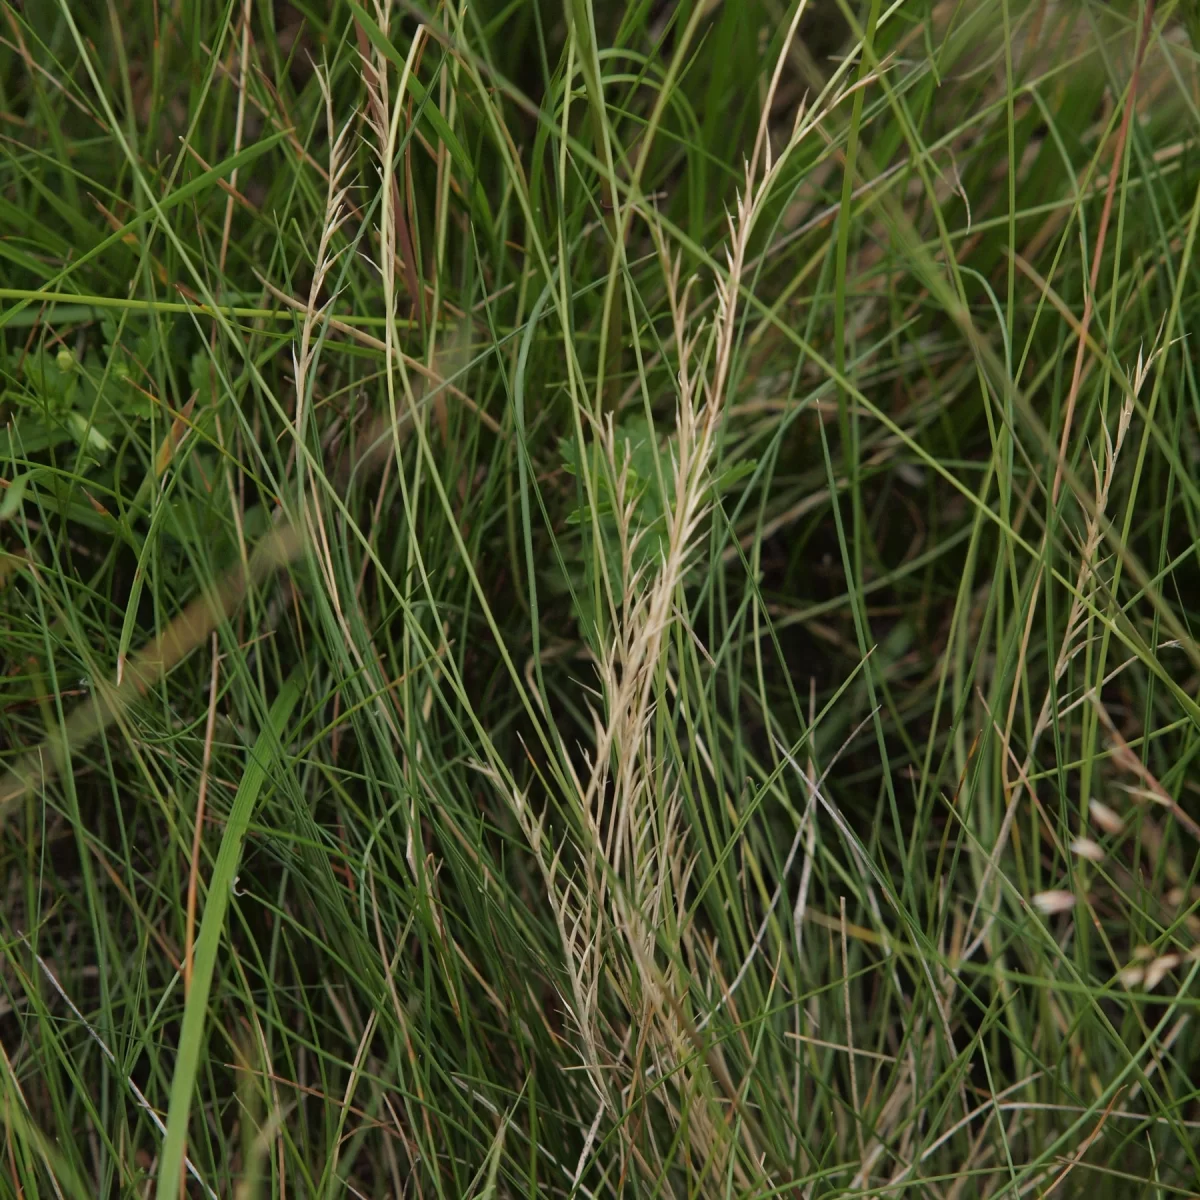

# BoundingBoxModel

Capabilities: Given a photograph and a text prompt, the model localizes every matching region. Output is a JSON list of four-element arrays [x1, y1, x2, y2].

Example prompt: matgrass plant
[[1, 0, 1199, 1195]]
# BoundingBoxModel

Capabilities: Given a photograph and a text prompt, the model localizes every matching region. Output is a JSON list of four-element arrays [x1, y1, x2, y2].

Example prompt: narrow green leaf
[[155, 674, 303, 1200]]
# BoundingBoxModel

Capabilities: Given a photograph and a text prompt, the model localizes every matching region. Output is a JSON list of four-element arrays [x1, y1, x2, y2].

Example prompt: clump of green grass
[[1, 0, 1199, 1196]]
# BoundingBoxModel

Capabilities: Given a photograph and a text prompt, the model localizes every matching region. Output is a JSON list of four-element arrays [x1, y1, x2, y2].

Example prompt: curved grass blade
[[154, 674, 303, 1200]]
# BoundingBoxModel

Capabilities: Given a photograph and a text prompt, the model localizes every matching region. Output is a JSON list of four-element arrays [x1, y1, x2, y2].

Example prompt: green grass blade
[[154, 674, 302, 1200]]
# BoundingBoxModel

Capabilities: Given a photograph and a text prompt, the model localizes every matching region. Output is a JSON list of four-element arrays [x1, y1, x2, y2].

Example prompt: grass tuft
[[2, 0, 1199, 1196]]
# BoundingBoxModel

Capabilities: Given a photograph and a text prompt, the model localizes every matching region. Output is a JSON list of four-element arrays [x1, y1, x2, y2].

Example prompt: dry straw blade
[[0, 521, 304, 818]]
